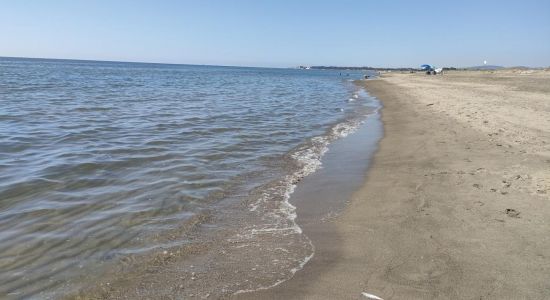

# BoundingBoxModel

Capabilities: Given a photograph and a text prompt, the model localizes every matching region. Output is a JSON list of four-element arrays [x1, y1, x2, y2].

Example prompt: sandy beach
[[237, 70, 550, 299], [3, 2, 549, 299]]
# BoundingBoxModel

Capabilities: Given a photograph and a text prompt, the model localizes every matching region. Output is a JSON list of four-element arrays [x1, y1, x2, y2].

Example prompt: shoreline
[[237, 70, 550, 299], [60, 78, 379, 299]]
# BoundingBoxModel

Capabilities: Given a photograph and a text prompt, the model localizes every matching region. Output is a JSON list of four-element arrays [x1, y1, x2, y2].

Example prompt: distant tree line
[[307, 66, 463, 71], [308, 66, 414, 71]]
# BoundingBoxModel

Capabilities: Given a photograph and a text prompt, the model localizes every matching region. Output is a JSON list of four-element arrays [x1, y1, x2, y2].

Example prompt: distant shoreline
[[306, 65, 548, 71]]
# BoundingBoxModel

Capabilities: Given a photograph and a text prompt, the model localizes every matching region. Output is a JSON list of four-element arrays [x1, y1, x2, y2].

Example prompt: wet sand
[[237, 70, 550, 299]]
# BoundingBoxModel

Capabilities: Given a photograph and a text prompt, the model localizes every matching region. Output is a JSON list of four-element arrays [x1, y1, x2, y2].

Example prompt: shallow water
[[0, 57, 377, 298]]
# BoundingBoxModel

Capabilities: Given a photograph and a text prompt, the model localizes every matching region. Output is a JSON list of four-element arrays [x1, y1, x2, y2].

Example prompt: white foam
[[237, 87, 371, 296], [233, 240, 316, 296], [290, 250, 314, 274]]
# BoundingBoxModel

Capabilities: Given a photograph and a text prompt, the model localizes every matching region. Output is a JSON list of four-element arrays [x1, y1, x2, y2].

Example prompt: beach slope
[[237, 70, 550, 299]]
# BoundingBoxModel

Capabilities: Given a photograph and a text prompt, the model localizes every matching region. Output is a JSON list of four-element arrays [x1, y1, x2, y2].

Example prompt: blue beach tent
[[420, 64, 433, 71]]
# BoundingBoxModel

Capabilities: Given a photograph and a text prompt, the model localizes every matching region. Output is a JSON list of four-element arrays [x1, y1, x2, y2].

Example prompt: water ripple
[[0, 57, 369, 298]]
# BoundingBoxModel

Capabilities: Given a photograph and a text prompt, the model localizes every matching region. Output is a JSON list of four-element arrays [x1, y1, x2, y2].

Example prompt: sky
[[1, 0, 549, 68]]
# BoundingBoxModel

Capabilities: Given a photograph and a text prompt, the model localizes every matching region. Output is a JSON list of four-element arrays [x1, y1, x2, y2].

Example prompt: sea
[[0, 57, 380, 298]]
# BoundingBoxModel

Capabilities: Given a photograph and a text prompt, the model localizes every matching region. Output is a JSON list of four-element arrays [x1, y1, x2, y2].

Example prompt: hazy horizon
[[1, 55, 545, 69], [1, 0, 549, 68]]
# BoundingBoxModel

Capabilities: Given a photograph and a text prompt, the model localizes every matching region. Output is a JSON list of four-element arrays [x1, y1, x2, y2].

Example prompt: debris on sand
[[362, 291, 384, 299]]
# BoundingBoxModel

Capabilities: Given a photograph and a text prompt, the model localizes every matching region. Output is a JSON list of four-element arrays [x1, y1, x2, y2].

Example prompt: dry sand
[[237, 70, 550, 299]]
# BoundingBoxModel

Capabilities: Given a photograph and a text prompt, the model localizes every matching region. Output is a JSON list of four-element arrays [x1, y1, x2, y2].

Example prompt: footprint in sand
[[382, 253, 460, 290], [505, 208, 520, 218]]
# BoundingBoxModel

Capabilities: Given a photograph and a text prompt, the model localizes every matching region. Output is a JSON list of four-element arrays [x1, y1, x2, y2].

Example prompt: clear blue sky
[[1, 0, 549, 67]]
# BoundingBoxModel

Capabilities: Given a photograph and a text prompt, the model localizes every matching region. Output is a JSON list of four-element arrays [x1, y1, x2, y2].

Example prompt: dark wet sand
[[236, 71, 550, 299]]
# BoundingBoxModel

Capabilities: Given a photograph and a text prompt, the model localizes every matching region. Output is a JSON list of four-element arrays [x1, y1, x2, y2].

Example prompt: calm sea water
[[0, 57, 375, 298]]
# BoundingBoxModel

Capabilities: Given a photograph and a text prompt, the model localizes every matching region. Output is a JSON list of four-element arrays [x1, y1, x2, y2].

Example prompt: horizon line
[[0, 55, 289, 70], [1, 55, 547, 70]]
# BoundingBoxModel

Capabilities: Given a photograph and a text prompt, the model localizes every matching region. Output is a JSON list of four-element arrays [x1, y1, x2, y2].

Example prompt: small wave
[[229, 84, 381, 296], [236, 102, 366, 295], [233, 249, 315, 296], [71, 107, 112, 113]]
